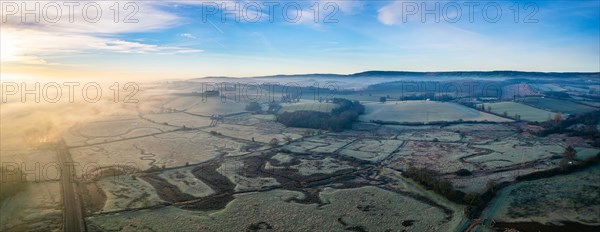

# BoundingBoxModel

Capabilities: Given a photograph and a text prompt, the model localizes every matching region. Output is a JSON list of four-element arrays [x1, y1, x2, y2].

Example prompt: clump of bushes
[[269, 138, 279, 146], [559, 146, 577, 169], [276, 98, 365, 132], [455, 169, 472, 176], [534, 111, 600, 147], [245, 102, 262, 113]]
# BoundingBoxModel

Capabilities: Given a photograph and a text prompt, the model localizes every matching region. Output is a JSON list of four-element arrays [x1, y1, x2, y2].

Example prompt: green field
[[575, 147, 600, 161], [481, 102, 556, 122], [520, 97, 597, 114], [577, 101, 600, 108]]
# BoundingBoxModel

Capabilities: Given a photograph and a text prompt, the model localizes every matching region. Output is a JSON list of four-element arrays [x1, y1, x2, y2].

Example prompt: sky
[[1, 0, 599, 80]]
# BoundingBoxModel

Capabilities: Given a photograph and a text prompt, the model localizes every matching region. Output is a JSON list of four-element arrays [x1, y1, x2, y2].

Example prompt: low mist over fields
[[2, 71, 600, 231], [1, 1, 599, 230]]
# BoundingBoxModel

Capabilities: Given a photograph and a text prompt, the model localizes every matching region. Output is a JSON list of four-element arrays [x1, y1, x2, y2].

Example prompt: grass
[[486, 164, 600, 225], [162, 95, 248, 116], [0, 182, 62, 231], [70, 131, 247, 174], [86, 186, 464, 231], [339, 139, 403, 162], [65, 116, 176, 147], [531, 84, 566, 92], [201, 122, 304, 145], [218, 160, 280, 192], [469, 137, 563, 168], [271, 157, 353, 176], [143, 112, 213, 128], [157, 167, 215, 198], [282, 135, 355, 154], [576, 100, 600, 108], [480, 102, 556, 122], [279, 101, 339, 113], [520, 97, 597, 114], [575, 147, 600, 161], [361, 101, 511, 123], [96, 174, 164, 212], [389, 141, 480, 174], [395, 129, 463, 142], [185, 100, 248, 116]]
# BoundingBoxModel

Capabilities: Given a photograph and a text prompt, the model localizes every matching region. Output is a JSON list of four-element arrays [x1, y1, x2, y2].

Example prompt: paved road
[[57, 141, 86, 232]]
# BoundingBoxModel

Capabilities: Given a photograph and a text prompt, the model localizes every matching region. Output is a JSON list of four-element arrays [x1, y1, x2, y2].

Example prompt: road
[[57, 141, 86, 232]]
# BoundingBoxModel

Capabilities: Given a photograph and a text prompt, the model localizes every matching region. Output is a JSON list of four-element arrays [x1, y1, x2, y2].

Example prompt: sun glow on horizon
[[1, 29, 21, 63], [0, 73, 29, 81]]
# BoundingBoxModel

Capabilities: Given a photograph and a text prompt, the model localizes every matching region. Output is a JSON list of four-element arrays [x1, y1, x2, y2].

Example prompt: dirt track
[[57, 141, 86, 232]]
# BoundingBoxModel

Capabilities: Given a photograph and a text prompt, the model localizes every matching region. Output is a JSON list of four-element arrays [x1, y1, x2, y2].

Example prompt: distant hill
[[194, 71, 599, 80], [349, 71, 599, 78]]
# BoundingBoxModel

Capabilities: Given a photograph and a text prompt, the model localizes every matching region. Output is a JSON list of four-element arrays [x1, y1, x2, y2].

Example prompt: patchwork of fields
[[84, 91, 597, 230], [4, 80, 598, 232], [87, 186, 466, 231], [68, 103, 593, 231]]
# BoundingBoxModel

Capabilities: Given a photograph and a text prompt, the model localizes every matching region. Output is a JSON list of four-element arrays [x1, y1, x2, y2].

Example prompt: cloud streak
[[1, 1, 202, 65]]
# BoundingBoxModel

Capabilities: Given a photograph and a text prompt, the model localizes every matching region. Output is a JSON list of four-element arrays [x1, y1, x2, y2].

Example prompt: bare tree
[[559, 146, 577, 169]]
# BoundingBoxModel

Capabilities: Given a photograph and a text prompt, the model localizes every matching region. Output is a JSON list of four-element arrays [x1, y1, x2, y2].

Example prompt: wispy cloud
[[377, 0, 411, 25], [1, 0, 598, 79], [1, 1, 180, 33], [170, 0, 268, 23], [1, 1, 202, 66], [180, 33, 197, 39]]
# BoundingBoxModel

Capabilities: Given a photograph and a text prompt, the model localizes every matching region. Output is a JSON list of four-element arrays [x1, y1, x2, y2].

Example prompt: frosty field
[[520, 97, 597, 114], [361, 101, 511, 123], [480, 102, 557, 122], [279, 101, 339, 113], [86, 186, 465, 231], [157, 167, 215, 198], [486, 165, 600, 226], [4, 77, 597, 232], [95, 175, 163, 212], [0, 182, 63, 231], [70, 131, 248, 175]]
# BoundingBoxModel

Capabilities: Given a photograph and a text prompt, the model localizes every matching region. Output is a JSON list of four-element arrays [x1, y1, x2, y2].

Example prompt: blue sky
[[1, 0, 599, 80]]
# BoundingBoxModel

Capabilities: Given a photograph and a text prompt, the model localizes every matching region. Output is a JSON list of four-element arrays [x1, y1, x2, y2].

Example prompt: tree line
[[533, 111, 600, 147], [276, 98, 365, 132]]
